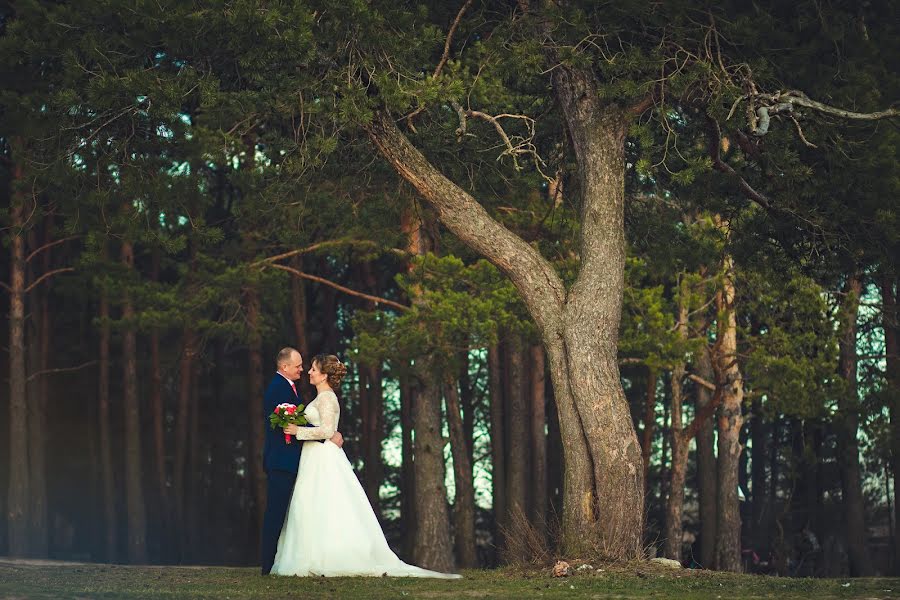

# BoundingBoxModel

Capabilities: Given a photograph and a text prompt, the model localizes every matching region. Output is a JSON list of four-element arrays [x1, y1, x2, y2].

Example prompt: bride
[[270, 354, 462, 579]]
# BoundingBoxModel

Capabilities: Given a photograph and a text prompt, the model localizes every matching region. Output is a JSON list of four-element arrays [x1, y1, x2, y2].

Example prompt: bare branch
[[762, 90, 899, 121], [706, 116, 776, 212], [27, 360, 98, 382], [267, 263, 409, 312], [250, 239, 382, 268], [25, 235, 80, 263], [688, 373, 716, 391], [25, 267, 74, 293], [433, 0, 474, 79], [405, 0, 474, 128]]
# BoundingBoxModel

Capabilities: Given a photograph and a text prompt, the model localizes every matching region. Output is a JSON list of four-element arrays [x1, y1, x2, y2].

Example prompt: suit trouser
[[260, 469, 295, 575]]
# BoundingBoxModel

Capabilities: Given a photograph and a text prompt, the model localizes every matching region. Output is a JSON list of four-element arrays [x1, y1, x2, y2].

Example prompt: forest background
[[1, 0, 898, 579]]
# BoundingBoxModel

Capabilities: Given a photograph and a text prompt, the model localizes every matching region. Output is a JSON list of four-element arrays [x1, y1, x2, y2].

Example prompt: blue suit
[[260, 373, 302, 575]]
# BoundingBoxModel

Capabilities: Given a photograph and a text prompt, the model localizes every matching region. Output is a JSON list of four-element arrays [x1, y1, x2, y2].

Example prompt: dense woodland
[[1, 0, 898, 578]]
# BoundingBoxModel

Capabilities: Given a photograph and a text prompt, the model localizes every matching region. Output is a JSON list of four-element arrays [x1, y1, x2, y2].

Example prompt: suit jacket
[[262, 373, 303, 474]]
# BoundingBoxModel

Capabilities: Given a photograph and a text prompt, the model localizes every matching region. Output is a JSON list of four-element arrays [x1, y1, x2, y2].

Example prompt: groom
[[260, 346, 343, 575]]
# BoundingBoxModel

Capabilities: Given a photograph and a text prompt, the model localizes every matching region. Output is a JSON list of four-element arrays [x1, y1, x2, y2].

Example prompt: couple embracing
[[260, 347, 462, 579]]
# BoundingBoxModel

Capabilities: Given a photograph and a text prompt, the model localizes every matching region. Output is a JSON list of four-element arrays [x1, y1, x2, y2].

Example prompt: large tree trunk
[[488, 343, 507, 553], [410, 360, 456, 572], [445, 378, 477, 568], [121, 241, 147, 563], [530, 344, 548, 532], [695, 345, 717, 569], [98, 248, 117, 562], [881, 273, 900, 575], [366, 63, 644, 557], [714, 253, 744, 573], [7, 170, 29, 557], [837, 274, 874, 576]]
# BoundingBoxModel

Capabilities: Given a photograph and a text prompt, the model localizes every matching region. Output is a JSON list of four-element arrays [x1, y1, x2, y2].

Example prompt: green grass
[[0, 560, 897, 599]]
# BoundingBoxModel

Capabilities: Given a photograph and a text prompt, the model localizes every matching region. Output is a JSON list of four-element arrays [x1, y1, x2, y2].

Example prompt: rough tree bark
[[7, 167, 29, 557], [410, 359, 456, 572], [121, 240, 148, 563], [714, 251, 744, 573], [445, 378, 477, 568], [366, 60, 645, 557], [837, 274, 874, 576]]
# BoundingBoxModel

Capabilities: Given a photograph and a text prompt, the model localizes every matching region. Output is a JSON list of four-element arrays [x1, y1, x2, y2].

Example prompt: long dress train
[[270, 390, 462, 579]]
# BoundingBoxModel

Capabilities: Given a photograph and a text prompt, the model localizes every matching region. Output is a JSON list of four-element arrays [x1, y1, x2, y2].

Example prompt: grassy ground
[[0, 559, 897, 599]]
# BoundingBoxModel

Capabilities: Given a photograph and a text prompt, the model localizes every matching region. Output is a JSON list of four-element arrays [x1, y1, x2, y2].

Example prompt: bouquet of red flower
[[269, 402, 308, 444]]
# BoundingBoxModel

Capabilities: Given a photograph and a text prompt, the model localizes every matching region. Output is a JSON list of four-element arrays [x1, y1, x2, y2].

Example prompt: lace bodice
[[294, 390, 340, 441]]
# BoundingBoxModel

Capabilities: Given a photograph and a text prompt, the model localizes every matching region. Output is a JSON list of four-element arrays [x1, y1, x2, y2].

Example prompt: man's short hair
[[276, 347, 300, 368]]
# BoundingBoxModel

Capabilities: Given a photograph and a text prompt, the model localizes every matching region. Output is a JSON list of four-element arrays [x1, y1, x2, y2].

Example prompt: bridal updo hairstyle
[[313, 354, 347, 388]]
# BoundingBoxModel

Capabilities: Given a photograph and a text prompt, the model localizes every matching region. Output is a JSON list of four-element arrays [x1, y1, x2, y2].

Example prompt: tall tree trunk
[[26, 226, 48, 557], [459, 353, 476, 466], [530, 344, 548, 532], [121, 241, 147, 563], [642, 367, 657, 494], [7, 171, 29, 557], [245, 287, 266, 531], [173, 326, 196, 556], [664, 283, 689, 562], [399, 380, 416, 559], [488, 343, 507, 553], [504, 337, 529, 561], [148, 249, 170, 558], [290, 255, 308, 354], [98, 247, 117, 562], [411, 360, 455, 572], [837, 274, 874, 576], [881, 273, 900, 575], [367, 72, 645, 556], [750, 397, 770, 555], [360, 363, 384, 512], [359, 263, 385, 513], [445, 378, 477, 568], [714, 253, 744, 573], [695, 345, 717, 569]]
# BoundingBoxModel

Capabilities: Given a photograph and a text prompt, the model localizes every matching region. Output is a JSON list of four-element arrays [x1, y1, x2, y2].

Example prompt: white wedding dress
[[270, 390, 462, 579]]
